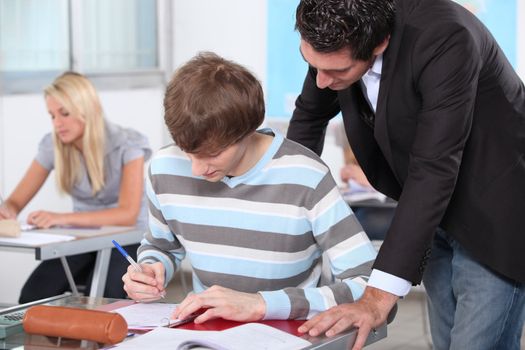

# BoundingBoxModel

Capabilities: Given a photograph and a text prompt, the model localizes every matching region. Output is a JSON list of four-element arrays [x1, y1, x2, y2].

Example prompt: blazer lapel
[[374, 3, 406, 181]]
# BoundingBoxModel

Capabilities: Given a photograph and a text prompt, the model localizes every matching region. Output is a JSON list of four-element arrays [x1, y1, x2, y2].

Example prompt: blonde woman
[[0, 72, 151, 302]]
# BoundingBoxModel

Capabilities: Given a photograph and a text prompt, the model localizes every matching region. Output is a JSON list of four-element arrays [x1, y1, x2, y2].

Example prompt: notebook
[[112, 302, 202, 330], [112, 323, 312, 350]]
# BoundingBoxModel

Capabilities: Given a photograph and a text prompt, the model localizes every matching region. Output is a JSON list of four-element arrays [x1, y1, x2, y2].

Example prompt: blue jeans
[[423, 229, 525, 350]]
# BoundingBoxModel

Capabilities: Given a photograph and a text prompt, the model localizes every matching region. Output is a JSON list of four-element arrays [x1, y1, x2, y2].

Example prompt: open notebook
[[112, 323, 311, 350]]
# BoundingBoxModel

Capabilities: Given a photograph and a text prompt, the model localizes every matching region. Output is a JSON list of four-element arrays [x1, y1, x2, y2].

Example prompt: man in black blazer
[[287, 0, 525, 349]]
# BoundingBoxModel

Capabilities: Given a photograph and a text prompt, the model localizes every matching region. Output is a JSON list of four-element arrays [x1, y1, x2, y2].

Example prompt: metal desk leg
[[59, 257, 79, 296], [89, 248, 111, 297]]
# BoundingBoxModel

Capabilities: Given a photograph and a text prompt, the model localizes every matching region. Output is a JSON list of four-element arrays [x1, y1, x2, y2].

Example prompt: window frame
[[0, 0, 173, 95]]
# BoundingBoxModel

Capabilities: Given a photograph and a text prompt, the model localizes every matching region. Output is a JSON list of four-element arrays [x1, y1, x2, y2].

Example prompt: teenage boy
[[122, 52, 377, 324]]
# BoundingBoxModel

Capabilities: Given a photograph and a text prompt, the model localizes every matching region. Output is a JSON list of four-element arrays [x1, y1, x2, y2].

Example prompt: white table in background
[[0, 226, 144, 298]]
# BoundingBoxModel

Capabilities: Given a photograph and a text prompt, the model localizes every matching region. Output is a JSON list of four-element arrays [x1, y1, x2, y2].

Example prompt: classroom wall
[[0, 0, 270, 305], [1, 0, 524, 305], [172, 0, 267, 83]]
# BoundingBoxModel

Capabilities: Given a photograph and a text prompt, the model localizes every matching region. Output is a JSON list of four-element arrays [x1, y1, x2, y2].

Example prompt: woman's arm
[[28, 157, 145, 228], [0, 160, 50, 219]]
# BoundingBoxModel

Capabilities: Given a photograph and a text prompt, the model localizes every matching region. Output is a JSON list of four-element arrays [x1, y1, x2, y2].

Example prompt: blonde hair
[[44, 72, 106, 194]]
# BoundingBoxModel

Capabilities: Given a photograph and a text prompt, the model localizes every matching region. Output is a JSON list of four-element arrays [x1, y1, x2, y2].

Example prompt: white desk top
[[0, 226, 145, 298], [0, 226, 143, 259]]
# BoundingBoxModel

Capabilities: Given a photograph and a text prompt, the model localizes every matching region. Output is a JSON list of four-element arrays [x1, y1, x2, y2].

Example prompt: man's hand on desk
[[298, 286, 398, 350], [173, 285, 266, 324], [122, 262, 166, 302]]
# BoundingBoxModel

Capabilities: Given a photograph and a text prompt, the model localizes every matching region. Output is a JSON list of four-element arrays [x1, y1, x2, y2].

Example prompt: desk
[[0, 227, 143, 297], [1, 296, 387, 349], [346, 197, 397, 209], [177, 318, 386, 350]]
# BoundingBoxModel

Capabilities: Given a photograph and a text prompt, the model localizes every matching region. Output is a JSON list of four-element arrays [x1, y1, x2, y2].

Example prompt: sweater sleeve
[[259, 173, 377, 319], [137, 159, 186, 285]]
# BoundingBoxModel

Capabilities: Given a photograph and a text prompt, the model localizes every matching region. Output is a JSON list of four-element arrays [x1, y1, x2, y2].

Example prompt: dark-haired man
[[287, 0, 525, 349]]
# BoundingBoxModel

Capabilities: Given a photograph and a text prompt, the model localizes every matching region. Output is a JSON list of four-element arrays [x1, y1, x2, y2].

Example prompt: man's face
[[186, 137, 251, 182], [300, 39, 375, 91]]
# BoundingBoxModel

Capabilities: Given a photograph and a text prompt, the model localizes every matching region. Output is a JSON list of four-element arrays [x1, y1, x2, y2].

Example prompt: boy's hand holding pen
[[113, 240, 167, 301]]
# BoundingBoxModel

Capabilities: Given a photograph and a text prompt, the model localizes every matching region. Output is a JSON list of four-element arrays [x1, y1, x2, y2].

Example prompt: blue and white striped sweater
[[139, 131, 376, 319]]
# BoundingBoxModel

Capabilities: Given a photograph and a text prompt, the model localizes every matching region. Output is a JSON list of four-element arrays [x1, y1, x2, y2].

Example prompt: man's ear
[[373, 36, 390, 56]]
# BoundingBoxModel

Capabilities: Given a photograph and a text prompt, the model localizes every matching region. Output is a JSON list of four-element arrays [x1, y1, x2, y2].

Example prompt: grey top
[[36, 121, 152, 229]]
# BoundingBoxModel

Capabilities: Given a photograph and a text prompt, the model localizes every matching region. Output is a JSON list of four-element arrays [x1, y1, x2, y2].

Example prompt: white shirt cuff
[[368, 269, 412, 297]]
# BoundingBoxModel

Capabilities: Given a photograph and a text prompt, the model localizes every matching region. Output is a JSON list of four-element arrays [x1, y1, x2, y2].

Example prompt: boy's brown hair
[[164, 52, 265, 154]]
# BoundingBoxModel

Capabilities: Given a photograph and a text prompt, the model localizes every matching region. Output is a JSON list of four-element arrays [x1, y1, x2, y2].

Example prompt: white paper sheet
[[0, 232, 75, 246], [113, 302, 180, 330]]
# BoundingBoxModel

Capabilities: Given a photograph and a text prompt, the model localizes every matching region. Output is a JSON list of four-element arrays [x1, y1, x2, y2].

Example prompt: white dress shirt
[[360, 54, 412, 297]]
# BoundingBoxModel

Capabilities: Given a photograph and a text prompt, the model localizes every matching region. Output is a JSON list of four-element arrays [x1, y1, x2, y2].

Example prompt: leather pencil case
[[22, 305, 128, 344]]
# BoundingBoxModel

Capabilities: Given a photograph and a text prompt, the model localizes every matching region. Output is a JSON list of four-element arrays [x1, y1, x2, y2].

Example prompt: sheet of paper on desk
[[20, 223, 37, 231], [342, 180, 387, 202], [113, 323, 311, 350], [113, 302, 181, 330], [0, 232, 75, 246], [35, 225, 134, 238]]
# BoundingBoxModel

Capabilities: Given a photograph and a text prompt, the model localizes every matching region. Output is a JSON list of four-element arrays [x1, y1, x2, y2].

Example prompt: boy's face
[[186, 136, 251, 182]]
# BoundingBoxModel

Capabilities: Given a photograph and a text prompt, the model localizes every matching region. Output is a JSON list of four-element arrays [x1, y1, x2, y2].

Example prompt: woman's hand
[[27, 210, 65, 228], [0, 204, 17, 220]]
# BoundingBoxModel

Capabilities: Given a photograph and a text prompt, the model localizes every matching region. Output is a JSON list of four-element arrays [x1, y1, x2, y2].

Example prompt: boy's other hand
[[173, 285, 266, 323]]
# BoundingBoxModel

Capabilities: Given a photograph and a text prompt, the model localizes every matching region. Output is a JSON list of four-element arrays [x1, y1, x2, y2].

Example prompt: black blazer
[[288, 0, 525, 284]]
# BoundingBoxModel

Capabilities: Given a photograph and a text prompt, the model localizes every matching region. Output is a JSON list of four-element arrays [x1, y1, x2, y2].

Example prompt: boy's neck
[[230, 132, 273, 177]]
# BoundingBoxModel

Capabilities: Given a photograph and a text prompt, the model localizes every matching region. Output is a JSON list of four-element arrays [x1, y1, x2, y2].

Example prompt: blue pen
[[112, 240, 143, 272]]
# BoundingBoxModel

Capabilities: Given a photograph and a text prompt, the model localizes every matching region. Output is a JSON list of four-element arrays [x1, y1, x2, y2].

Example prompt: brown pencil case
[[22, 305, 128, 344]]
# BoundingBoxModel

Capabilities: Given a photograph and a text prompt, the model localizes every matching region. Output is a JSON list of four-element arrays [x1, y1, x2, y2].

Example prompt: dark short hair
[[296, 0, 395, 60], [164, 52, 265, 154]]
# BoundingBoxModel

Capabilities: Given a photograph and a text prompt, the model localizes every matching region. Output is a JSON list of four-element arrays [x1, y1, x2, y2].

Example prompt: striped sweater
[[138, 131, 376, 320]]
